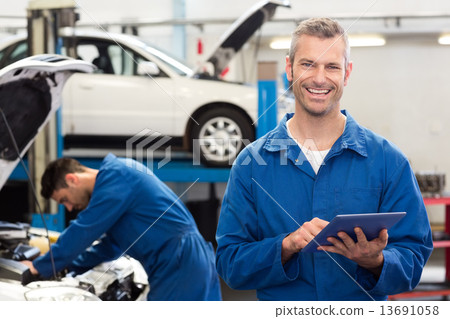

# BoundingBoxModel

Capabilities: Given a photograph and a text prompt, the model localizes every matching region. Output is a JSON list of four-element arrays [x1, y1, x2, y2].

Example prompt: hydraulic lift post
[[26, 0, 78, 220]]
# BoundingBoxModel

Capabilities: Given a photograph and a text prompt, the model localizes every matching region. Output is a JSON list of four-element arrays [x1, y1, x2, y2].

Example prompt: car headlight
[[24, 287, 101, 301]]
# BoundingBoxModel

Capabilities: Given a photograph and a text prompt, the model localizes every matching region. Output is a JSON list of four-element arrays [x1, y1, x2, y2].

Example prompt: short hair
[[40, 158, 86, 199], [289, 17, 350, 66]]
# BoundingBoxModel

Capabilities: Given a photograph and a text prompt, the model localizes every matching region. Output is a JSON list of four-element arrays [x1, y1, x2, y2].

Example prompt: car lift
[[25, 0, 78, 219]]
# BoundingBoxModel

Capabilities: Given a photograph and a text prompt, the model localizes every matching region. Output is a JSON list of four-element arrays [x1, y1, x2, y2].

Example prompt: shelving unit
[[426, 197, 450, 284], [389, 197, 450, 300]]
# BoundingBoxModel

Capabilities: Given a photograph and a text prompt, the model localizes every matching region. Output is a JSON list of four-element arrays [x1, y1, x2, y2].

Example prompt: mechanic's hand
[[281, 217, 329, 264], [319, 227, 388, 276], [20, 260, 39, 275]]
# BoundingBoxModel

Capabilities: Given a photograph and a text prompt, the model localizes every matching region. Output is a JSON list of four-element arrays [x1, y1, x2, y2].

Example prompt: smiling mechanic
[[215, 18, 433, 300], [22, 153, 221, 301]]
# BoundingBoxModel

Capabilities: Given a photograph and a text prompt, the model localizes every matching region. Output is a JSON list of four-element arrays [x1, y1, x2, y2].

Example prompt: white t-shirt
[[286, 118, 346, 174]]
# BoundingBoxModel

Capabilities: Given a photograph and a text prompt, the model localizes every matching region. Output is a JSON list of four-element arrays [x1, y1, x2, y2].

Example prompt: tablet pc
[[301, 212, 406, 253]]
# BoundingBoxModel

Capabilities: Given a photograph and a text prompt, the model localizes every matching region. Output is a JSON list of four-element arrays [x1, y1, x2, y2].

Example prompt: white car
[[0, 54, 148, 301], [0, 0, 289, 167]]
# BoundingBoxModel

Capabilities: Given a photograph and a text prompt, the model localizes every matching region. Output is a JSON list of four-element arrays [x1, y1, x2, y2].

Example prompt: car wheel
[[191, 108, 254, 167]]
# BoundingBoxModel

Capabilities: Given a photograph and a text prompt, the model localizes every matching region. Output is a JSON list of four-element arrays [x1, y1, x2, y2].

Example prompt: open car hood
[[0, 54, 94, 190], [194, 0, 290, 78]]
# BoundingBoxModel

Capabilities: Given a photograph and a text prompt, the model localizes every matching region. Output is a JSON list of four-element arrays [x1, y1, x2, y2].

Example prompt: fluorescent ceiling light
[[270, 34, 386, 50], [438, 34, 450, 45], [270, 38, 291, 50], [348, 35, 386, 47]]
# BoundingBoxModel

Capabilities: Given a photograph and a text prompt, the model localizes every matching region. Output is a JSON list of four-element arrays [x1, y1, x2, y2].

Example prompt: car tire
[[191, 108, 254, 167]]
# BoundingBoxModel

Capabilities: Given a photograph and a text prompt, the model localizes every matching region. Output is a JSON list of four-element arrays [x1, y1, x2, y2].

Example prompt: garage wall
[[343, 38, 450, 175]]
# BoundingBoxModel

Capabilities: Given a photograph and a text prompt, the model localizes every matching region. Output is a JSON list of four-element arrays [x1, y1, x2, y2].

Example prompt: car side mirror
[[137, 61, 160, 76]]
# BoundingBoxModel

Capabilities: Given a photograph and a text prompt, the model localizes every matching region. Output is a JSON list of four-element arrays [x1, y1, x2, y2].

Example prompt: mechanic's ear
[[285, 56, 293, 82], [344, 61, 353, 86], [65, 173, 79, 186]]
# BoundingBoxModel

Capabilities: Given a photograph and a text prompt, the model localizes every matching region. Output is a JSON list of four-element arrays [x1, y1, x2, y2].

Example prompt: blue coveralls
[[34, 154, 221, 301], [216, 111, 433, 301]]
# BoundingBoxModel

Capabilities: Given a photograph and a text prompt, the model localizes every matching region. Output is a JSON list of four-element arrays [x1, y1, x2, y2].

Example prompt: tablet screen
[[301, 212, 406, 253]]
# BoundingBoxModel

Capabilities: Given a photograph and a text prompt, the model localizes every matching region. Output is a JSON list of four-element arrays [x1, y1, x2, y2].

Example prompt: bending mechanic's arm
[[68, 235, 123, 274], [31, 171, 134, 277]]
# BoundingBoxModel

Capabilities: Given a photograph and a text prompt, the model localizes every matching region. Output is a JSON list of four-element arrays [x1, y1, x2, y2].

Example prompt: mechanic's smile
[[305, 87, 332, 96]]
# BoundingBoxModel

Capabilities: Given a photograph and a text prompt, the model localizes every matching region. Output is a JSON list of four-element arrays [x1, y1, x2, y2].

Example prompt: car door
[[62, 38, 175, 138]]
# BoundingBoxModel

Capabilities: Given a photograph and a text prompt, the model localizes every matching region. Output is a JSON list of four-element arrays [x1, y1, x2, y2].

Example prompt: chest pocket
[[335, 187, 382, 215]]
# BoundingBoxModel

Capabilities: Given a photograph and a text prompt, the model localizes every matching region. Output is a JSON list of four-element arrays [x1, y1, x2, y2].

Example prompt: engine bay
[[0, 220, 148, 301]]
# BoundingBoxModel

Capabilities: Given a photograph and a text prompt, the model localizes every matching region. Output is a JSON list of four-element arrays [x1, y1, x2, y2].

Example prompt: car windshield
[[137, 38, 194, 77]]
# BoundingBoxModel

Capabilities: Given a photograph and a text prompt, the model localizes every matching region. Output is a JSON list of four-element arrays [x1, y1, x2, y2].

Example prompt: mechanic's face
[[286, 34, 352, 117], [51, 176, 91, 212]]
